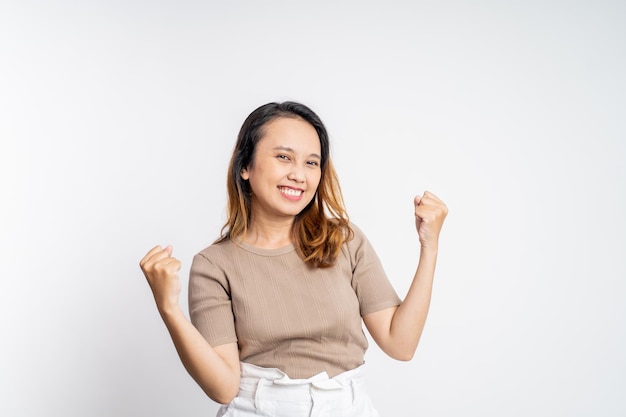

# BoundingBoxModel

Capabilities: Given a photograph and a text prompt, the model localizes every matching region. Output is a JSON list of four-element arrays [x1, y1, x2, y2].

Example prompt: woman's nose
[[287, 165, 306, 183]]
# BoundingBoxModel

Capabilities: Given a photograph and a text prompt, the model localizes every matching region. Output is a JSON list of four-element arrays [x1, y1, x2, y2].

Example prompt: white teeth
[[279, 187, 303, 196]]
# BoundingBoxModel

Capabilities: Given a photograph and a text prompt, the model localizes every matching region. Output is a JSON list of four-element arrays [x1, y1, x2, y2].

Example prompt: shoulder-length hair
[[216, 101, 353, 268]]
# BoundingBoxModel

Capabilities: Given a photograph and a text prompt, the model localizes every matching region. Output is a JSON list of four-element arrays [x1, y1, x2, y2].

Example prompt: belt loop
[[350, 379, 356, 406], [350, 378, 356, 407], [254, 379, 265, 411]]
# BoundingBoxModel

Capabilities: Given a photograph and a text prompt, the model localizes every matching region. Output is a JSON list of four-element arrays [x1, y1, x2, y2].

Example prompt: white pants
[[217, 362, 381, 417]]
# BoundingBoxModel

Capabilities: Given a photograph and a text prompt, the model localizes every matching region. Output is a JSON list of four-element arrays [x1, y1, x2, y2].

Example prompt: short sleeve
[[347, 224, 402, 316], [188, 252, 238, 346]]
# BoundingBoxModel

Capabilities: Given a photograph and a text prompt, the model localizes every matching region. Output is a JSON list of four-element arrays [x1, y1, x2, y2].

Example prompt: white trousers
[[216, 362, 381, 417]]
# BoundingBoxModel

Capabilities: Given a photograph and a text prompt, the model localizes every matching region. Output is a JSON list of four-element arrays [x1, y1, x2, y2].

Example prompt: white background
[[1, 1, 625, 416]]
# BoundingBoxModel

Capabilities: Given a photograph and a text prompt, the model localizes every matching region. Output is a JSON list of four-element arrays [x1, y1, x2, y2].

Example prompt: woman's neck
[[244, 217, 294, 249]]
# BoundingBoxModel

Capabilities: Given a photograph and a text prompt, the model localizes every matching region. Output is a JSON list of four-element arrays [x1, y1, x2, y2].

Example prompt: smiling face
[[241, 116, 322, 223]]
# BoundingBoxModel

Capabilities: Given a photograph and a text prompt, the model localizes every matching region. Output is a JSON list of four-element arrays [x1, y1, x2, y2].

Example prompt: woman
[[140, 101, 447, 416]]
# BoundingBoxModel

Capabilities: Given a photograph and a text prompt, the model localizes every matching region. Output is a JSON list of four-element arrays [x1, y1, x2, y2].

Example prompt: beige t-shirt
[[188, 223, 401, 378]]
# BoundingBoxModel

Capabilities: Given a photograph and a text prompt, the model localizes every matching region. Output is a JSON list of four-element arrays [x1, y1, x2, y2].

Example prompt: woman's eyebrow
[[272, 146, 321, 160]]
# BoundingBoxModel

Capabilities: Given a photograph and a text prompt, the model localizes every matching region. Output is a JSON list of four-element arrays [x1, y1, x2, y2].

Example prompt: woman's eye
[[307, 161, 320, 167], [277, 154, 290, 161]]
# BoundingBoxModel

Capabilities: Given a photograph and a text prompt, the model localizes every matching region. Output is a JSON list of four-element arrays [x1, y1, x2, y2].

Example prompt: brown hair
[[216, 101, 352, 267]]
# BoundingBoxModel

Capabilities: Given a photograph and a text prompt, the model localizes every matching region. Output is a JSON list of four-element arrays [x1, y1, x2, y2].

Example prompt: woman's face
[[241, 117, 322, 222]]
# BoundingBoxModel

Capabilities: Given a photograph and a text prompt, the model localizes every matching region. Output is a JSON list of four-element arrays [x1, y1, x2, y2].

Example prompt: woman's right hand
[[139, 245, 182, 314]]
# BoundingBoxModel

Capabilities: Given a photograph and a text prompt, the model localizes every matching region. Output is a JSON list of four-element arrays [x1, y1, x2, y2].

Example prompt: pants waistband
[[237, 362, 366, 403]]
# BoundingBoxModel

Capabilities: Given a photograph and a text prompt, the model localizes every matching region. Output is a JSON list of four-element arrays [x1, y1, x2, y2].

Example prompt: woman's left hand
[[414, 191, 448, 249]]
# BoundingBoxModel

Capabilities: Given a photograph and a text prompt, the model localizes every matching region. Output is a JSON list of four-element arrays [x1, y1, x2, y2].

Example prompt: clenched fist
[[414, 191, 448, 249], [139, 245, 182, 314]]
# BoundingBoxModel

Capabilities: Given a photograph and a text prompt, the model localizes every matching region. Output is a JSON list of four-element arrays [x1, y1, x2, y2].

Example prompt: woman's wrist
[[158, 301, 184, 322], [419, 243, 439, 255]]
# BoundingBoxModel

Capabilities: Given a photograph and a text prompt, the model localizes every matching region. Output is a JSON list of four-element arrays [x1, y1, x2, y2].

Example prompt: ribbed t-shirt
[[188, 223, 401, 379]]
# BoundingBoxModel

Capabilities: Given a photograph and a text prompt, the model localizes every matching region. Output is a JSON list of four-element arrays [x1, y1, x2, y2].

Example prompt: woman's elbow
[[200, 374, 240, 405], [208, 385, 239, 405], [390, 350, 415, 362], [384, 343, 417, 361]]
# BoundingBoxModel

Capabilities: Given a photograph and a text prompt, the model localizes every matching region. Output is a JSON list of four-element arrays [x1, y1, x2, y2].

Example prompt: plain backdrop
[[1, 1, 625, 416]]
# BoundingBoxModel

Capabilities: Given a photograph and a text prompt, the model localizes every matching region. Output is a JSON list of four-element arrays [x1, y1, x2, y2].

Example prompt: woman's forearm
[[388, 246, 438, 359], [159, 306, 240, 404], [140, 245, 240, 404], [363, 246, 439, 361]]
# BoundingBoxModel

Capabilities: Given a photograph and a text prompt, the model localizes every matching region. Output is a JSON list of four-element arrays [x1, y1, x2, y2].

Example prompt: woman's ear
[[241, 167, 249, 180]]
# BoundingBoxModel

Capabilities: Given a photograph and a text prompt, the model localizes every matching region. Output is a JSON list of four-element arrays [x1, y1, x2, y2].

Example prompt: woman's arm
[[363, 191, 447, 361], [140, 246, 240, 404]]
